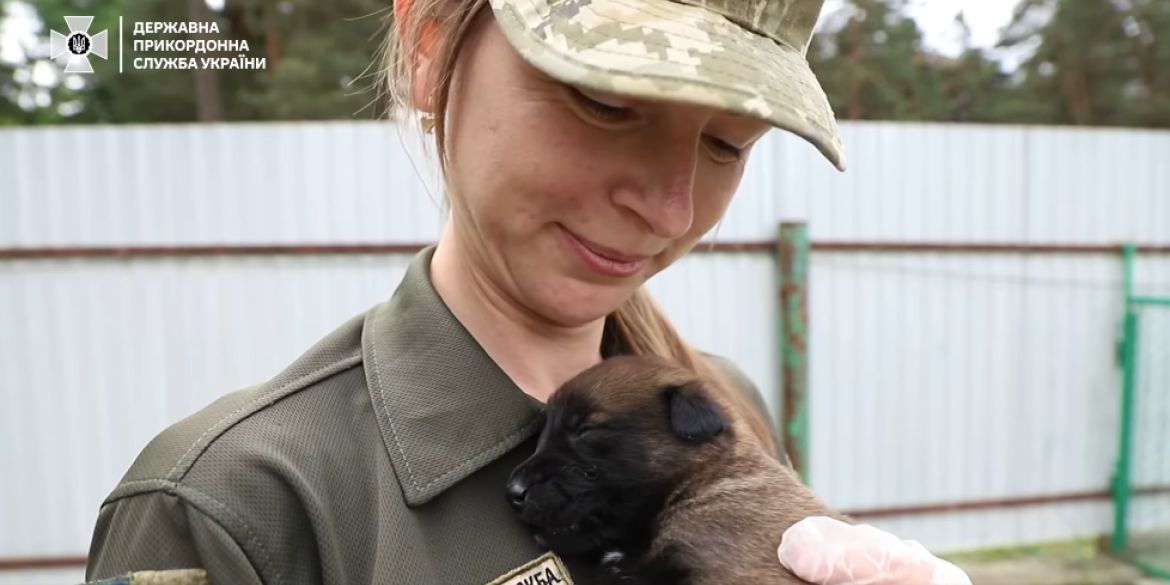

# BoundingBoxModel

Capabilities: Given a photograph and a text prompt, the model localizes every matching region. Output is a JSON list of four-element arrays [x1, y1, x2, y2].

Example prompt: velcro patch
[[486, 551, 575, 585], [79, 569, 208, 585]]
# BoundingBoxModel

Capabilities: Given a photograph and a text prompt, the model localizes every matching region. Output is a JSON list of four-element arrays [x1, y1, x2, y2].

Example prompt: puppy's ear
[[664, 381, 728, 443]]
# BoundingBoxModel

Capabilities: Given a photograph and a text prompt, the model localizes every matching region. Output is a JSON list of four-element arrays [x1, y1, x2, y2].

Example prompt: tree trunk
[[266, 27, 282, 72], [188, 0, 223, 122], [1056, 32, 1091, 125], [846, 17, 865, 119]]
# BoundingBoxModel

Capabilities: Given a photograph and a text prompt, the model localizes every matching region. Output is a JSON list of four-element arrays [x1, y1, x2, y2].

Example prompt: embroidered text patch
[[485, 551, 575, 585]]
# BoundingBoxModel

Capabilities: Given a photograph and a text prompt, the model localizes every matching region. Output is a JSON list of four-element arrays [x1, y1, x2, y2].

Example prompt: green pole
[[778, 222, 810, 482], [1111, 243, 1139, 554]]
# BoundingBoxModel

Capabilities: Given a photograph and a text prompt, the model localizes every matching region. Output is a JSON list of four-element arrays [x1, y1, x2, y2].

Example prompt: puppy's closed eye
[[571, 424, 597, 440]]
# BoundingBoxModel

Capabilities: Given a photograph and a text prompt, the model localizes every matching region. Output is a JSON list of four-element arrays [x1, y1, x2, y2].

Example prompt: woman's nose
[[612, 153, 696, 240]]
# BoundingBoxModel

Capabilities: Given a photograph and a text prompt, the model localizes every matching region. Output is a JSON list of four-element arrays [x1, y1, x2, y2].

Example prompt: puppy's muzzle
[[506, 474, 529, 510]]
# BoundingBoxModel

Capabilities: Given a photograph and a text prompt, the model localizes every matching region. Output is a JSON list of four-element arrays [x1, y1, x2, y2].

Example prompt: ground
[[944, 538, 1170, 585]]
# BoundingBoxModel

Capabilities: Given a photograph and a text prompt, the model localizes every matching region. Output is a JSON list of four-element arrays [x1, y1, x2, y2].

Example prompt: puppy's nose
[[506, 477, 528, 509]]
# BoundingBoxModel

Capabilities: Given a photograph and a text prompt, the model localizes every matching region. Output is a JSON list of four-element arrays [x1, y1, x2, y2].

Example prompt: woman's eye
[[570, 87, 634, 122], [705, 136, 745, 162]]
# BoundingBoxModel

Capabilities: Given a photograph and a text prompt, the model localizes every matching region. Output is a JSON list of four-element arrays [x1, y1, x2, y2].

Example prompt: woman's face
[[414, 16, 770, 327]]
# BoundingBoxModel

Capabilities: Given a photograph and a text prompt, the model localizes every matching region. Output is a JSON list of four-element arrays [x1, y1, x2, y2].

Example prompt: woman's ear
[[394, 0, 441, 112]]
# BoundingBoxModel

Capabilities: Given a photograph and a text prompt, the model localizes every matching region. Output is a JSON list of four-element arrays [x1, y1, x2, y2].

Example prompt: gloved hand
[[777, 516, 973, 585]]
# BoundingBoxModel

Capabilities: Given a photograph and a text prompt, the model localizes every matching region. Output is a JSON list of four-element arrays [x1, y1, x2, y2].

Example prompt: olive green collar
[[361, 246, 545, 506]]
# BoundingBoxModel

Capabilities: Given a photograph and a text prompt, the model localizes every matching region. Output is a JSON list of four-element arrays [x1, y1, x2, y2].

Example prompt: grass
[[940, 537, 1104, 564], [938, 537, 1170, 585]]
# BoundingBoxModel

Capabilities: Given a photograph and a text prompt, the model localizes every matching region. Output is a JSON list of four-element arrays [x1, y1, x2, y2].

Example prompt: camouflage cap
[[488, 0, 846, 171]]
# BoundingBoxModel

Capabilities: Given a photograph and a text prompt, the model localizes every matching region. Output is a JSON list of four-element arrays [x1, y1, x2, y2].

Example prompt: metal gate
[[1111, 243, 1170, 579]]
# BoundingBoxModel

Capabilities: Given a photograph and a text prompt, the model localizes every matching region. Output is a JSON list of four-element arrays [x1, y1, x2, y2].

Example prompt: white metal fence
[[1, 120, 1168, 577]]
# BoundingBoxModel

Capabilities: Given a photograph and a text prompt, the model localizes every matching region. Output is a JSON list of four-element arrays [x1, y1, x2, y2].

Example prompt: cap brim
[[489, 0, 846, 171]]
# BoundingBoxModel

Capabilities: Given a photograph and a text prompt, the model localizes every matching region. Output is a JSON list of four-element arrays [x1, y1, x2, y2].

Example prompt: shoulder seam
[[165, 353, 363, 483], [105, 479, 280, 585]]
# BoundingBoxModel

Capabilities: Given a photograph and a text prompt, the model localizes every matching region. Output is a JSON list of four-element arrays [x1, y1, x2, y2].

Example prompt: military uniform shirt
[[84, 246, 787, 585]]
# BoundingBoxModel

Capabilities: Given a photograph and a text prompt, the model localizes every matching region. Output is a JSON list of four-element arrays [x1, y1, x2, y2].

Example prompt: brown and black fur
[[506, 354, 853, 585]]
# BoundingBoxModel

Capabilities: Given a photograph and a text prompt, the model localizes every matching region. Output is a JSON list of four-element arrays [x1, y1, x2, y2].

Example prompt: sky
[[897, 0, 1028, 67], [1, 0, 1027, 72]]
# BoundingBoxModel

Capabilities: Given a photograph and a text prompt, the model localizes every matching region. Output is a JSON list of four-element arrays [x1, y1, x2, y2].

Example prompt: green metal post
[[1111, 243, 1139, 555], [778, 222, 810, 481]]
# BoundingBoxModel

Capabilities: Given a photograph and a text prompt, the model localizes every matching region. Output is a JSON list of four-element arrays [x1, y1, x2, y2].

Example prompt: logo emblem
[[50, 16, 108, 73]]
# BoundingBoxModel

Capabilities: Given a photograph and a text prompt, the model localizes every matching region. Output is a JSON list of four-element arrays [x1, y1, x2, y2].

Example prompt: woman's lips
[[559, 227, 650, 278]]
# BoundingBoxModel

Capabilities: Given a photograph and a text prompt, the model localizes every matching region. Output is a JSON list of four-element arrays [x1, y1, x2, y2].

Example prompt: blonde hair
[[378, 0, 779, 458]]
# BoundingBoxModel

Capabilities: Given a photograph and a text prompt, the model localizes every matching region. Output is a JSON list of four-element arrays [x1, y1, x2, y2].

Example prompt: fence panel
[[3, 121, 1170, 573], [804, 249, 1137, 552]]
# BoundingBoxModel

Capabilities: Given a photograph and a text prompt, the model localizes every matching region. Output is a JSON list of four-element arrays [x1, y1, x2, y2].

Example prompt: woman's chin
[[526, 280, 636, 327]]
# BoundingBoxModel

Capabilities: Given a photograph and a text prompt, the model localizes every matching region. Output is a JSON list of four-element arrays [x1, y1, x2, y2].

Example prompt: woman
[[82, 0, 969, 582]]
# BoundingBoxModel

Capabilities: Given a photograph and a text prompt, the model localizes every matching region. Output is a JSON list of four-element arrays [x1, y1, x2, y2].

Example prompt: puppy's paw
[[597, 550, 640, 584], [601, 550, 625, 566], [602, 550, 628, 581]]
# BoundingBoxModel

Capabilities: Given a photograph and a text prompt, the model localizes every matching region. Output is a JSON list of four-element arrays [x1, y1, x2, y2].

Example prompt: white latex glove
[[777, 516, 973, 585]]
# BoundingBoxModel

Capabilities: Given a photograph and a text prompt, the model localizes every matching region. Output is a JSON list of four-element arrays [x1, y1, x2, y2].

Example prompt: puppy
[[506, 354, 852, 585]]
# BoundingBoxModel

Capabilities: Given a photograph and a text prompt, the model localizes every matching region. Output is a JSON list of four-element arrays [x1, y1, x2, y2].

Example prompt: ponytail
[[609, 287, 779, 458]]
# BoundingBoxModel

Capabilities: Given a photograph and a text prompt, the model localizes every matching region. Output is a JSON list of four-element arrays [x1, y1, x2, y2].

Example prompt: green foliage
[[808, 0, 947, 121], [221, 0, 392, 120], [995, 0, 1170, 127], [807, 0, 1170, 128], [3, 0, 1169, 128]]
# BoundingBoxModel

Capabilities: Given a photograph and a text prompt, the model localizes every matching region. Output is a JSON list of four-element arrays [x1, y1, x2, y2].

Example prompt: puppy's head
[[506, 354, 737, 557]]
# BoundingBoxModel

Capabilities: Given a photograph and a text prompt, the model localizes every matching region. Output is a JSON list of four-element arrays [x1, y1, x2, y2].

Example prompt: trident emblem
[[50, 16, 108, 73]]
